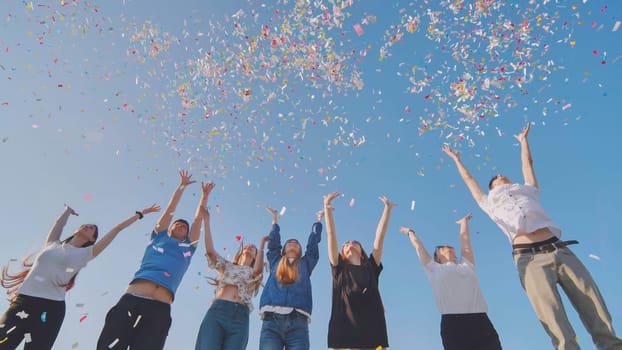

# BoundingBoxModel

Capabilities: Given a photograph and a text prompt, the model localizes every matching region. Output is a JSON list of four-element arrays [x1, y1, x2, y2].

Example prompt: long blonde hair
[[276, 239, 302, 285]]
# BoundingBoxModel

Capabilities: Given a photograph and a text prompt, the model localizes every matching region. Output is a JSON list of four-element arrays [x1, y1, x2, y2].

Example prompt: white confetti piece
[[108, 338, 119, 348], [589, 254, 601, 261], [411, 200, 416, 211], [16, 311, 29, 319], [7, 326, 16, 334], [66, 268, 75, 273], [279, 206, 287, 216], [349, 198, 355, 207], [24, 333, 31, 343], [133, 315, 142, 328], [613, 21, 621, 32]]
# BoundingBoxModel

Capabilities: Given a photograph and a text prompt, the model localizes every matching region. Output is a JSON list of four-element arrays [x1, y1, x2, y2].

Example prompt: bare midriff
[[512, 227, 556, 245], [126, 279, 173, 304], [214, 284, 243, 304]]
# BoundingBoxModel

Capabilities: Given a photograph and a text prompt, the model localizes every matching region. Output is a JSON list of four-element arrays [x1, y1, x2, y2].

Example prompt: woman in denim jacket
[[258, 206, 323, 350]]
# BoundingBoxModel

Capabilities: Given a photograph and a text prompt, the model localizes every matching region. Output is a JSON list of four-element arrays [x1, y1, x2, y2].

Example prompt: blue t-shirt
[[131, 230, 196, 300]]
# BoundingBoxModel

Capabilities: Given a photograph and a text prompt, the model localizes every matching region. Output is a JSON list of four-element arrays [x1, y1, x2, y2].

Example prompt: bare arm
[[399, 226, 432, 265], [155, 170, 196, 233], [92, 205, 161, 257], [46, 205, 78, 245], [323, 192, 340, 266], [200, 204, 217, 268], [457, 213, 475, 265], [192, 181, 215, 246], [253, 235, 270, 277], [371, 196, 396, 265], [514, 123, 538, 189], [443, 145, 485, 202]]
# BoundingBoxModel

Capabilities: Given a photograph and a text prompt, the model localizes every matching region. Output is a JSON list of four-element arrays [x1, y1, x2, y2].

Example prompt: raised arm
[[443, 145, 485, 202], [92, 205, 161, 257], [399, 226, 432, 266], [265, 206, 281, 265], [190, 181, 215, 245], [457, 213, 475, 265], [303, 211, 323, 272], [514, 123, 538, 188], [253, 235, 270, 277], [371, 196, 396, 265], [46, 204, 78, 245], [323, 192, 340, 266], [201, 199, 217, 267], [154, 170, 196, 233]]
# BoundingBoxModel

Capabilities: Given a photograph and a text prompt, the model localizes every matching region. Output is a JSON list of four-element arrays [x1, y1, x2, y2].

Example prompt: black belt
[[512, 240, 579, 255]]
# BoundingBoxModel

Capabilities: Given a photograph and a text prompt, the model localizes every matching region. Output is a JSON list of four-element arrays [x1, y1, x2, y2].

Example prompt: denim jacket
[[259, 222, 322, 315]]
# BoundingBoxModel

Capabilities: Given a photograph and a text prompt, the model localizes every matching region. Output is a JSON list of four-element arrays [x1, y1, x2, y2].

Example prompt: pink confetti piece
[[349, 198, 355, 207], [83, 193, 93, 200], [163, 272, 171, 277], [353, 24, 364, 36], [79, 314, 88, 322], [562, 103, 572, 111], [31, 124, 39, 129], [183, 251, 191, 257]]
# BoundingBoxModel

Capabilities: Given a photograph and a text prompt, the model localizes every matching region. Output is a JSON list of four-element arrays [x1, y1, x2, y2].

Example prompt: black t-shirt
[[327, 254, 389, 348]]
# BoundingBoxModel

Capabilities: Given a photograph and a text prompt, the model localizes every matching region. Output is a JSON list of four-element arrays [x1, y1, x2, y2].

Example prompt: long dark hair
[[1, 225, 98, 301]]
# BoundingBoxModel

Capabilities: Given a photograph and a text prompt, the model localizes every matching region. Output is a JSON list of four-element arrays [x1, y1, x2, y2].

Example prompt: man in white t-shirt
[[443, 124, 622, 350]]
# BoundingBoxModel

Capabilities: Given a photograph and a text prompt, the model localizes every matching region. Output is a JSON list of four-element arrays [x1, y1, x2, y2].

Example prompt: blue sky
[[1, 0, 621, 349]]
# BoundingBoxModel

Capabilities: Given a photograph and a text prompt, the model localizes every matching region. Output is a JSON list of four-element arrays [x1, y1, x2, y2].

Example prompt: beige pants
[[514, 246, 622, 350]]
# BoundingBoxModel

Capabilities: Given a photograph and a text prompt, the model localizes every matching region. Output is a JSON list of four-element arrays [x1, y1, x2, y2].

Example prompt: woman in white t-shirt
[[400, 213, 501, 350], [0, 203, 160, 350]]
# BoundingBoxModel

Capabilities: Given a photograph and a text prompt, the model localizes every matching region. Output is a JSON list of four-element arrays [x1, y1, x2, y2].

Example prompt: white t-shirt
[[478, 183, 561, 243], [424, 258, 488, 315], [18, 241, 94, 301]]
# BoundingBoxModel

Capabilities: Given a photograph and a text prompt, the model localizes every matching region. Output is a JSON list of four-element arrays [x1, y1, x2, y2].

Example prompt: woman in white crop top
[[400, 213, 502, 350], [194, 182, 268, 350], [0, 203, 159, 350]]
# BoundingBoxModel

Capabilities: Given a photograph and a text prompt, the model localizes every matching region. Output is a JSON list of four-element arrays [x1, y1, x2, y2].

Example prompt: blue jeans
[[514, 246, 622, 350], [259, 311, 309, 350], [195, 299, 250, 350]]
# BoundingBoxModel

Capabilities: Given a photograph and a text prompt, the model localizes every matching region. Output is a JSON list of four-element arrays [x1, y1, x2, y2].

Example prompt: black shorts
[[440, 313, 502, 350]]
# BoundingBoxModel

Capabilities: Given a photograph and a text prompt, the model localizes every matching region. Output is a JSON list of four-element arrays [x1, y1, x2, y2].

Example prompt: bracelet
[[135, 211, 144, 220]]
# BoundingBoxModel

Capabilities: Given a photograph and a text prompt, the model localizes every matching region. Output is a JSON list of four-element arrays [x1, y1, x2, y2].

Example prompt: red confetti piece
[[235, 235, 242, 241]]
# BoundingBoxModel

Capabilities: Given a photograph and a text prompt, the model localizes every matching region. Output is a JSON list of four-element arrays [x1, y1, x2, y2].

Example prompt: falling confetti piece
[[279, 206, 287, 216], [183, 251, 192, 257], [31, 124, 39, 129], [163, 272, 171, 277], [72, 342, 79, 349], [411, 200, 416, 211], [24, 333, 31, 343], [235, 235, 242, 241], [589, 254, 601, 261], [613, 21, 621, 32], [79, 314, 88, 322], [133, 315, 142, 328], [0, 338, 8, 344], [349, 198, 355, 207], [562, 104, 572, 111], [16, 311, 29, 319], [353, 24, 364, 36], [40, 312, 47, 322], [83, 194, 93, 200], [108, 338, 119, 348]]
